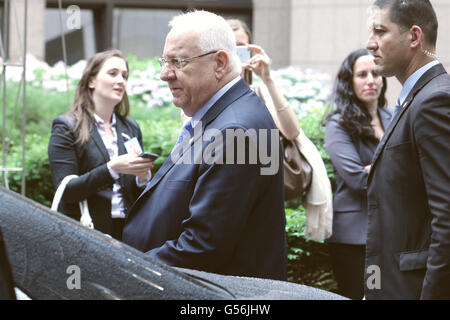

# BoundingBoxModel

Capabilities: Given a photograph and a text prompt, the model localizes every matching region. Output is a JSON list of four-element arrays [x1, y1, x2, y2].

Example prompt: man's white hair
[[168, 10, 242, 75]]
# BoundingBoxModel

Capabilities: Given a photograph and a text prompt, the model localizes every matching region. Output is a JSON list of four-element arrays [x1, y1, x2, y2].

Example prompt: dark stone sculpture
[[0, 227, 16, 300], [0, 187, 345, 300]]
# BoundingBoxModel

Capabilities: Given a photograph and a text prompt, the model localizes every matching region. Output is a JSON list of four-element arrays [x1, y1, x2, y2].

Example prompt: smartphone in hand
[[139, 152, 159, 160], [236, 46, 251, 63]]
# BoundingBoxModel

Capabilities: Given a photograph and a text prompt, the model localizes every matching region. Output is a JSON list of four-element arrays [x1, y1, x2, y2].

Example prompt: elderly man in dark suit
[[123, 10, 286, 280], [365, 0, 450, 299]]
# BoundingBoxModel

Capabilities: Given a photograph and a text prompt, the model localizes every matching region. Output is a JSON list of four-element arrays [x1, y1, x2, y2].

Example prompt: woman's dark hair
[[324, 48, 387, 142], [68, 49, 130, 145]]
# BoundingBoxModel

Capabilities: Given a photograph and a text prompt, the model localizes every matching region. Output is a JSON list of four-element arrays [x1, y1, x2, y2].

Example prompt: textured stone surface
[[0, 187, 346, 300]]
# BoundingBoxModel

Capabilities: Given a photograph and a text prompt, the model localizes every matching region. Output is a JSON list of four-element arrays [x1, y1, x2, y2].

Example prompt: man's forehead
[[367, 7, 390, 29], [164, 30, 199, 55], [168, 27, 201, 42]]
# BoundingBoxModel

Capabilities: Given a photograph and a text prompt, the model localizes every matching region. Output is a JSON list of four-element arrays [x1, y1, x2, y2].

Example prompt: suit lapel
[[134, 79, 250, 203], [199, 78, 251, 128], [90, 125, 110, 162], [369, 64, 446, 182], [115, 116, 131, 188], [115, 117, 128, 156], [379, 108, 393, 133], [371, 98, 410, 164]]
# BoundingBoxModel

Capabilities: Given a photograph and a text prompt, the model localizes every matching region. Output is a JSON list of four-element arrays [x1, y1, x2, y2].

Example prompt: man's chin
[[172, 99, 183, 109], [378, 68, 395, 78], [181, 107, 194, 117], [174, 104, 193, 117], [172, 99, 197, 117], [374, 65, 388, 77]]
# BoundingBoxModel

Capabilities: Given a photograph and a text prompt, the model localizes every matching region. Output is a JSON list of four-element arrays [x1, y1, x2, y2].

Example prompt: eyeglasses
[[158, 51, 218, 69]]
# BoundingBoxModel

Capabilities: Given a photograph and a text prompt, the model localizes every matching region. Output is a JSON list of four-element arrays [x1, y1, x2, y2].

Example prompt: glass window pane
[[113, 8, 182, 59], [44, 8, 96, 65], [0, 5, 5, 58]]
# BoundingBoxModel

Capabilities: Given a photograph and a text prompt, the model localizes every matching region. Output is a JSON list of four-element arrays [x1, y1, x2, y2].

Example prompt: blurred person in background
[[48, 49, 154, 241], [323, 48, 391, 299]]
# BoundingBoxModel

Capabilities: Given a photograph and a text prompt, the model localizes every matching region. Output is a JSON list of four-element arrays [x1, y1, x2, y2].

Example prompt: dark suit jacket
[[325, 108, 392, 244], [365, 64, 450, 300], [123, 79, 287, 281], [48, 113, 145, 235]]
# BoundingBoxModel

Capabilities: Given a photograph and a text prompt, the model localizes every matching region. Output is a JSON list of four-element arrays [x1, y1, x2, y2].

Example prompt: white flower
[[67, 60, 86, 80], [147, 99, 164, 107], [5, 66, 23, 82], [7, 55, 331, 114]]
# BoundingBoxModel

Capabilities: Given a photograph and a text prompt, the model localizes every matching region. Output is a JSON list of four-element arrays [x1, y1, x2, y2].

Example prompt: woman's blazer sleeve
[[48, 115, 115, 204], [325, 116, 369, 194]]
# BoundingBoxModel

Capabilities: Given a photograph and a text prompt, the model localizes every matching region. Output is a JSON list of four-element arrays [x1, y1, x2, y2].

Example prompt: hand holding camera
[[237, 44, 272, 83]]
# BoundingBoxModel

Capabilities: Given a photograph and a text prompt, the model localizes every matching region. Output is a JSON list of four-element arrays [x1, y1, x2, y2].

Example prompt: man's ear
[[214, 50, 229, 79], [409, 25, 423, 49]]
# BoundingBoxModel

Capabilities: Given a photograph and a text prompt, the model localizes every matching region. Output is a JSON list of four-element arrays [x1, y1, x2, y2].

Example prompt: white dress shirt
[[94, 113, 126, 219]]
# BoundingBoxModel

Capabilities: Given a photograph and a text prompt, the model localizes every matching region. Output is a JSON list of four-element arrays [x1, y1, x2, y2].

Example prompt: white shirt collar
[[398, 60, 440, 106], [191, 76, 241, 127], [94, 112, 116, 127]]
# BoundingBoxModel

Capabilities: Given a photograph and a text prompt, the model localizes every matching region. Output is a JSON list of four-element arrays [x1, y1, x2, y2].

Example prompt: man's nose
[[160, 65, 175, 81], [366, 33, 377, 51]]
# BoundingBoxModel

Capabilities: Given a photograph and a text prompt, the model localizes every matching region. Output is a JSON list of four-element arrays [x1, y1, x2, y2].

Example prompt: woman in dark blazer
[[324, 48, 392, 299], [48, 50, 154, 240]]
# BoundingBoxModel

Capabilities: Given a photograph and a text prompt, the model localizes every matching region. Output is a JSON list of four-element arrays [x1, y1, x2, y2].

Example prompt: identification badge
[[124, 137, 143, 156]]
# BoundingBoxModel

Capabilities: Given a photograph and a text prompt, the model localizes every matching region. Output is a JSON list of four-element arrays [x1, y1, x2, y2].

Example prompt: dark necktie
[[176, 120, 193, 146], [393, 98, 402, 118]]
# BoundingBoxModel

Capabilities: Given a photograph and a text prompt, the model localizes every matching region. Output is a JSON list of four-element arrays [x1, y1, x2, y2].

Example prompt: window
[[44, 8, 96, 65], [113, 8, 180, 59], [0, 2, 8, 59], [44, 1, 252, 64]]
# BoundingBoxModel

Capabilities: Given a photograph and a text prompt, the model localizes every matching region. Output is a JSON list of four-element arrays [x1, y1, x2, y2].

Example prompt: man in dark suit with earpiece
[[364, 0, 450, 299]]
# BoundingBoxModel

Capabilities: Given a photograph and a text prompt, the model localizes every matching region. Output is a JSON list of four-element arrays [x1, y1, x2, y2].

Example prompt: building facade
[[2, 0, 450, 105]]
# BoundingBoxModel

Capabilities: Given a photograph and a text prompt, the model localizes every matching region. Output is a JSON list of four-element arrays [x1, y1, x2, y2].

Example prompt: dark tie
[[393, 98, 402, 118], [176, 120, 193, 146]]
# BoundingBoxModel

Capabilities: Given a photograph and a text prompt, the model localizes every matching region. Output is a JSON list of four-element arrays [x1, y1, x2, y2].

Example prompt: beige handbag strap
[[51, 175, 94, 229], [51, 175, 78, 211]]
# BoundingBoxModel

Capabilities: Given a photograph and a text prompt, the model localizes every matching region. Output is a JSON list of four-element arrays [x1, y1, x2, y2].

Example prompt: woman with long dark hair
[[324, 48, 392, 299], [48, 50, 154, 240]]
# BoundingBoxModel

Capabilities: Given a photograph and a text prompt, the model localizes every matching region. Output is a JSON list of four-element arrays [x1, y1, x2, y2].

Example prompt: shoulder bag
[[51, 175, 94, 229], [280, 132, 312, 200]]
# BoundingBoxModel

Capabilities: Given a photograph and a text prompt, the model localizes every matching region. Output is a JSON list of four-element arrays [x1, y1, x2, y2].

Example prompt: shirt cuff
[[136, 171, 152, 187], [107, 162, 120, 180]]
